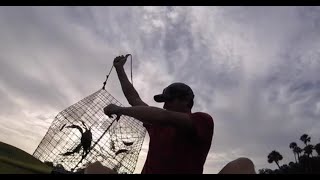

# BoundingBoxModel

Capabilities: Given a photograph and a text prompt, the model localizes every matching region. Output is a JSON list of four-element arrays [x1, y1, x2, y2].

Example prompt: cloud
[[0, 6, 320, 173]]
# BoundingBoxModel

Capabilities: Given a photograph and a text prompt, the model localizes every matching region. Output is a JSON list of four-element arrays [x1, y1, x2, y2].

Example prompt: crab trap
[[33, 70, 146, 174]]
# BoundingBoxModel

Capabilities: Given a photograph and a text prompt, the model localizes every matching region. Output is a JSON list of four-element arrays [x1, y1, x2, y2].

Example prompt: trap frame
[[33, 56, 146, 174]]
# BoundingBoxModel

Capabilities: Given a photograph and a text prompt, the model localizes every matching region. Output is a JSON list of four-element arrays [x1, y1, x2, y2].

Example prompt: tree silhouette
[[314, 143, 320, 156], [304, 144, 314, 157], [289, 142, 298, 163], [260, 133, 320, 174], [300, 134, 311, 146], [268, 150, 283, 169], [259, 168, 273, 174], [294, 146, 303, 161]]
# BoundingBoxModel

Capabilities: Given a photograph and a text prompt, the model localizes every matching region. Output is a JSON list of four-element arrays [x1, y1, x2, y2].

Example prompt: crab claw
[[123, 141, 134, 146], [115, 149, 129, 156]]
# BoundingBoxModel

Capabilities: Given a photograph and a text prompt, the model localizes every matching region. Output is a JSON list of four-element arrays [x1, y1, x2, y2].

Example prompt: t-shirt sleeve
[[190, 112, 214, 143], [143, 122, 153, 132]]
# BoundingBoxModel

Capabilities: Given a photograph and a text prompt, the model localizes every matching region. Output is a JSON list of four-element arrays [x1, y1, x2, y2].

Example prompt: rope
[[129, 54, 133, 86], [102, 54, 133, 90], [82, 54, 133, 171]]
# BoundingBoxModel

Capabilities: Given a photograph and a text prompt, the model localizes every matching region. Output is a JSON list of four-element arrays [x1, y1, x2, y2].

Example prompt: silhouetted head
[[154, 82, 194, 113]]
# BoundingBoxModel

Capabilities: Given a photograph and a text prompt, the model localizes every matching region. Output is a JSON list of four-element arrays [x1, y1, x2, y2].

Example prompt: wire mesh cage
[[33, 89, 146, 174]]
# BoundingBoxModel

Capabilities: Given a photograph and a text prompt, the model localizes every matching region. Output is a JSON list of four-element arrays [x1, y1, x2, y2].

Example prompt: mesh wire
[[33, 89, 146, 174]]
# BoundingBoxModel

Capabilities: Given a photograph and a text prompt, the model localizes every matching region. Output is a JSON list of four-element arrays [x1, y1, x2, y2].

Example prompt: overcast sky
[[1, 6, 320, 174]]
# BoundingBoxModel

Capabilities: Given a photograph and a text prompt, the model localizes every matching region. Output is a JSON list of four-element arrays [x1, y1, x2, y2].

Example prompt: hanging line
[[73, 54, 134, 171], [102, 54, 133, 90], [74, 54, 134, 171]]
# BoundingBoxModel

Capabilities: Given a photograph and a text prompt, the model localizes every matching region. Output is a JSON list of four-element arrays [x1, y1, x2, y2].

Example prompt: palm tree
[[304, 144, 314, 157], [294, 146, 303, 161], [289, 142, 298, 163], [314, 143, 320, 156], [268, 150, 283, 169], [300, 134, 311, 146], [302, 144, 314, 173]]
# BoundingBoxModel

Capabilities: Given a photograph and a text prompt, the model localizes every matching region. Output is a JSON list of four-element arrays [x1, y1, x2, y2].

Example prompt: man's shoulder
[[191, 112, 214, 125], [189, 112, 214, 142], [191, 112, 213, 119]]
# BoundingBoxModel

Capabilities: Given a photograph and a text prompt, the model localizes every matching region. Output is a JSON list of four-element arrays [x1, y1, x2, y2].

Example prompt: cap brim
[[154, 94, 167, 102]]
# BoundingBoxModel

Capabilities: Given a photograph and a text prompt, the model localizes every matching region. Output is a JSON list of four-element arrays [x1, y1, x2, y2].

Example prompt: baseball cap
[[154, 82, 194, 103]]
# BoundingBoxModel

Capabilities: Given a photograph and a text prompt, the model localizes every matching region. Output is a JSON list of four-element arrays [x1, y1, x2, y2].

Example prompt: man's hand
[[113, 55, 128, 68], [104, 104, 123, 119]]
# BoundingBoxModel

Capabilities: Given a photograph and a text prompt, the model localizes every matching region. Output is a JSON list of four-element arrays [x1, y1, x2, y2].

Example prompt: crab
[[60, 120, 92, 159]]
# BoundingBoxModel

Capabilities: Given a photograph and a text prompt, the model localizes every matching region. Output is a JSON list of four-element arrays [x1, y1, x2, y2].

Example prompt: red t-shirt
[[141, 112, 214, 174]]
